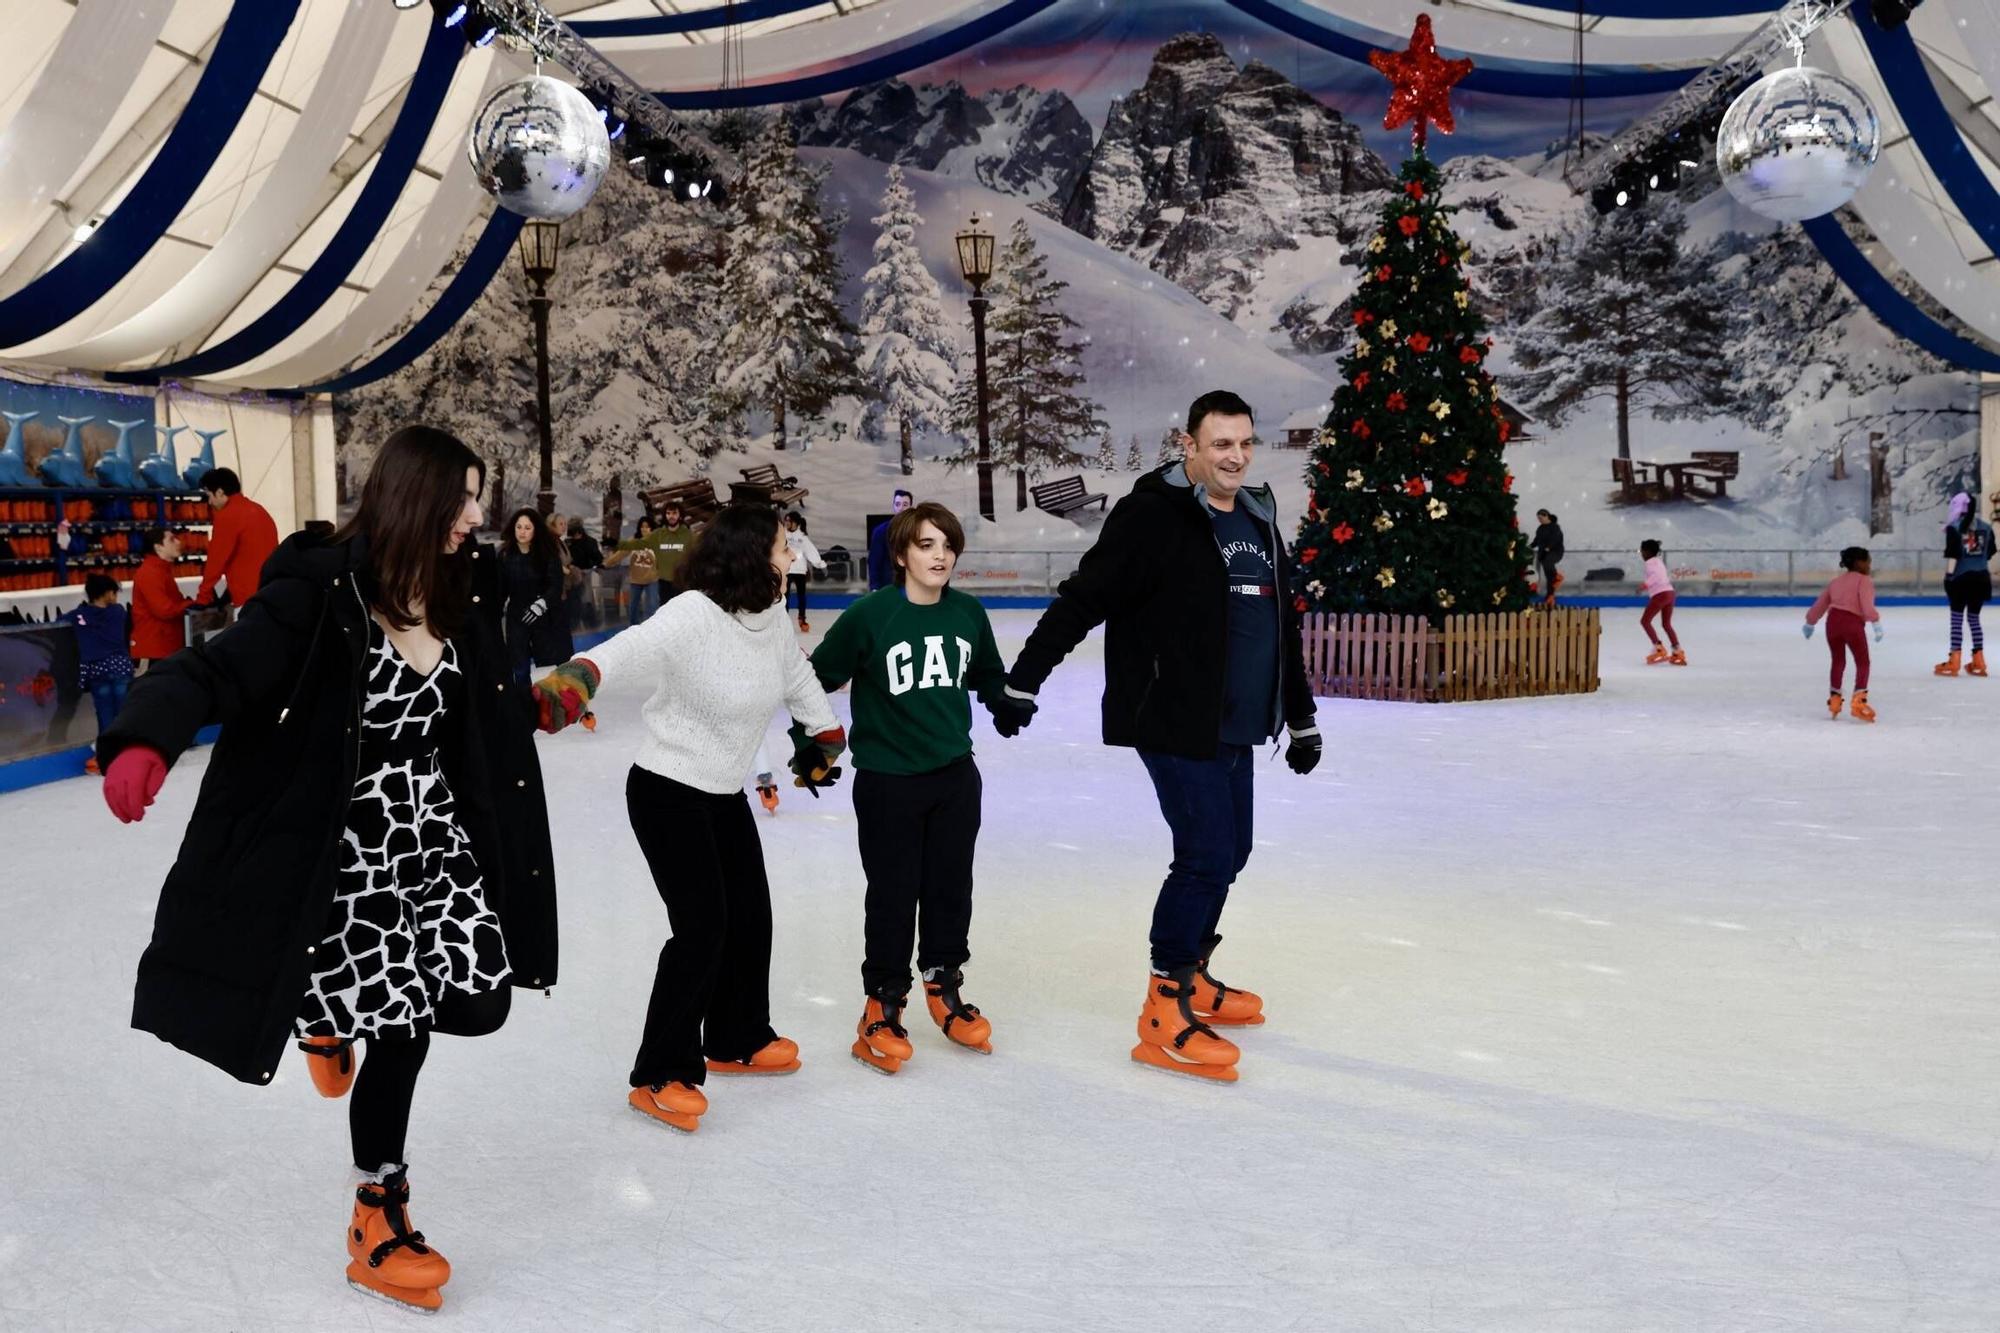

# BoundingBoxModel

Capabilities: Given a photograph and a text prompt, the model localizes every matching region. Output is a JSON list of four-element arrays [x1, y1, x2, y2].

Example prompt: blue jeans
[[628, 580, 658, 626], [88, 678, 128, 735], [1137, 745, 1255, 973]]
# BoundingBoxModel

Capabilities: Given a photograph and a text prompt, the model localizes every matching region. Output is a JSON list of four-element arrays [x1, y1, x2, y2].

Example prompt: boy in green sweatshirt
[[796, 502, 1007, 1073]]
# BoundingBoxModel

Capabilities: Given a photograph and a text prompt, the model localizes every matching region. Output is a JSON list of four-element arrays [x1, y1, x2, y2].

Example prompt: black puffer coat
[[98, 533, 558, 1086]]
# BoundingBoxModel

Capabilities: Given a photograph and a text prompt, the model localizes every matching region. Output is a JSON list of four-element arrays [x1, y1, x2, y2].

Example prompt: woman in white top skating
[[782, 509, 826, 632], [531, 504, 845, 1134]]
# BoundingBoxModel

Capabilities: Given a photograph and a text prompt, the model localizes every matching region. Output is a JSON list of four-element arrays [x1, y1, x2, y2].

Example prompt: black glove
[[988, 691, 1037, 738], [1285, 730, 1322, 776]]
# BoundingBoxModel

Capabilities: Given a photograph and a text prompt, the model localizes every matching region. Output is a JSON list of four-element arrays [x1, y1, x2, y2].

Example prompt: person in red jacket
[[131, 528, 192, 669], [196, 467, 279, 608]]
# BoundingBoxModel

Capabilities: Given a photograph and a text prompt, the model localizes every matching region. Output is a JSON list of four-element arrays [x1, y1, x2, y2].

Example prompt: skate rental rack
[[1300, 608, 1603, 702], [0, 486, 210, 594]]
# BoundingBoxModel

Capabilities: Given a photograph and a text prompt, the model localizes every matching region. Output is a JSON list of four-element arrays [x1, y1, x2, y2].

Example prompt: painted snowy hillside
[[332, 28, 1978, 562]]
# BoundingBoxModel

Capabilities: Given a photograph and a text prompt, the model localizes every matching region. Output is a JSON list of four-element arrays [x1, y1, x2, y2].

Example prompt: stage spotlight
[[431, 0, 467, 26], [72, 218, 99, 243], [467, 4, 499, 46], [1591, 183, 1619, 215], [1612, 162, 1649, 209], [393, 0, 425, 10], [1869, 0, 1923, 29], [1645, 156, 1681, 191]]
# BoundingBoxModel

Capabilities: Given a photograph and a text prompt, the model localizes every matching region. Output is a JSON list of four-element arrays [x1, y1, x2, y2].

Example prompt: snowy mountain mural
[[333, 2, 1979, 565]]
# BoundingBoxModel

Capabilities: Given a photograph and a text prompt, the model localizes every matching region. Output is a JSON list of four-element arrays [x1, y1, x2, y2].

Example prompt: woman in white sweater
[[532, 505, 846, 1134]]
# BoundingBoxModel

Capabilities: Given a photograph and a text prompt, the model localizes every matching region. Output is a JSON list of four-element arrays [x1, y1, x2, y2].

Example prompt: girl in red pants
[[1804, 546, 1883, 721], [1638, 540, 1685, 664]]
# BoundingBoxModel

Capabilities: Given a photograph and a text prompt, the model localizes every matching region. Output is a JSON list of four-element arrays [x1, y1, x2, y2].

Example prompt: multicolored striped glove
[[788, 726, 847, 796], [531, 659, 600, 734]]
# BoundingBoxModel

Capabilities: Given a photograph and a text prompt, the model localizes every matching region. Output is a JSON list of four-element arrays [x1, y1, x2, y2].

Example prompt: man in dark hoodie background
[[991, 389, 1320, 1081]]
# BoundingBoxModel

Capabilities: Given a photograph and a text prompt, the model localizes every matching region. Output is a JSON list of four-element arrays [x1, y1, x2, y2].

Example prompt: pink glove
[[103, 747, 168, 824]]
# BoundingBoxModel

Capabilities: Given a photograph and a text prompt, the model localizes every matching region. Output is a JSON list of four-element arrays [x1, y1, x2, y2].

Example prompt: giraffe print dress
[[295, 622, 511, 1041]]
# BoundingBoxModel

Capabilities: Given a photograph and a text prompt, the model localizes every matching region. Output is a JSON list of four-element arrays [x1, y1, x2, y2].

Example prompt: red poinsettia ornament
[[1331, 522, 1356, 544], [1368, 15, 1474, 149], [1446, 468, 1469, 486], [1398, 215, 1420, 237], [1407, 333, 1432, 353]]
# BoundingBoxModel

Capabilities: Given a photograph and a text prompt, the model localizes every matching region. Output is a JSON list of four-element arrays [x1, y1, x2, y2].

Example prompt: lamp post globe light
[[517, 219, 561, 518], [954, 217, 997, 522]]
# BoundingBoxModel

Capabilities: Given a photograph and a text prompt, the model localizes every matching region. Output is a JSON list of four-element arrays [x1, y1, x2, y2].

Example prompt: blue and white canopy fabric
[[0, 0, 1993, 391]]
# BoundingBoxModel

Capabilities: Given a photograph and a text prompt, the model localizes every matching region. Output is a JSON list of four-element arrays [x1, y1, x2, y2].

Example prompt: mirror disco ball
[[1716, 65, 1879, 223], [467, 76, 610, 221]]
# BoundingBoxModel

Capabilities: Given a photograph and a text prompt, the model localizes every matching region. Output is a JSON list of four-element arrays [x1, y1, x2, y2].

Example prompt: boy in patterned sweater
[[795, 502, 1008, 1073]]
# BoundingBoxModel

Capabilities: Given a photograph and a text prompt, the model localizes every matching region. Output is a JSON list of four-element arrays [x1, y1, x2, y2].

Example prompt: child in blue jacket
[[63, 574, 135, 754]]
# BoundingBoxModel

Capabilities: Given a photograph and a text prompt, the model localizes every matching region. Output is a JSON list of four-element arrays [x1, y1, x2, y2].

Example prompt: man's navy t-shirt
[[1208, 501, 1279, 745]]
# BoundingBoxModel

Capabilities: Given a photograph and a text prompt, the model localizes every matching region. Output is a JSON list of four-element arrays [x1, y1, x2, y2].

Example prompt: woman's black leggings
[[349, 987, 511, 1172], [787, 573, 809, 621]]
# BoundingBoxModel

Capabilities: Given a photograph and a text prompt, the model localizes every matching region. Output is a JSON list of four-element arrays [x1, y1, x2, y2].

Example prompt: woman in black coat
[[97, 425, 557, 1316], [500, 507, 570, 682]]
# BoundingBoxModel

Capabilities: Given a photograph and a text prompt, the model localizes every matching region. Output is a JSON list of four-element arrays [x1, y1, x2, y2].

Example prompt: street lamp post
[[517, 219, 562, 518], [954, 217, 996, 522]]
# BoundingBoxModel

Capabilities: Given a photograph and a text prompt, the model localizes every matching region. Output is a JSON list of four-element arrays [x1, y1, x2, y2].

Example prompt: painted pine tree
[[1092, 428, 1117, 472], [1510, 202, 1747, 461], [859, 166, 957, 477], [1293, 148, 1531, 619], [1124, 435, 1144, 471], [950, 219, 1104, 509], [716, 117, 861, 451]]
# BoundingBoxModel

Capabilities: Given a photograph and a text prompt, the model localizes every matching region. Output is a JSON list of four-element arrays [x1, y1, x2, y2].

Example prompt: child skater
[[1639, 539, 1686, 665], [793, 502, 1007, 1074], [97, 426, 557, 1315], [531, 504, 845, 1133], [1804, 546, 1883, 722], [61, 573, 133, 772], [782, 510, 827, 633], [1935, 493, 1993, 677]]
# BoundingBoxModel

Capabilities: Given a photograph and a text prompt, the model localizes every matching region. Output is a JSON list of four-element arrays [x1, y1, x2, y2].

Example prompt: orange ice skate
[[1131, 970, 1240, 1082], [1190, 936, 1264, 1027], [1645, 646, 1670, 665], [1935, 650, 1961, 676], [345, 1168, 450, 1313], [922, 968, 992, 1053], [852, 996, 913, 1075], [298, 1035, 357, 1099], [1970, 651, 1988, 677], [1827, 692, 1844, 720], [627, 1081, 707, 1133], [1849, 689, 1876, 722], [706, 1037, 800, 1075]]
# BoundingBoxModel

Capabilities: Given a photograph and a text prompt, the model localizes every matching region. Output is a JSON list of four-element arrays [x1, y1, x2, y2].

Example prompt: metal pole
[[530, 278, 555, 518], [971, 292, 995, 522]]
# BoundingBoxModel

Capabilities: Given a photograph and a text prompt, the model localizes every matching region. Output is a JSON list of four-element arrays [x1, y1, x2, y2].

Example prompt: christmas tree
[[859, 166, 958, 477], [1292, 17, 1531, 620], [716, 117, 862, 451], [950, 219, 1104, 509]]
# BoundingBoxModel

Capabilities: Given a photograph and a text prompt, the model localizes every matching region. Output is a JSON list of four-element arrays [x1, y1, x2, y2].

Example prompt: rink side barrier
[[0, 594, 1956, 796]]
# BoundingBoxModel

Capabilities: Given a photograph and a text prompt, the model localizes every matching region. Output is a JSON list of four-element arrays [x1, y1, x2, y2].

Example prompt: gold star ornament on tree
[[1369, 15, 1474, 149]]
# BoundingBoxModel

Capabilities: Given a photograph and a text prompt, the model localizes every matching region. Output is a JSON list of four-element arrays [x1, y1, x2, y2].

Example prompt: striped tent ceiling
[[0, 0, 1990, 395]]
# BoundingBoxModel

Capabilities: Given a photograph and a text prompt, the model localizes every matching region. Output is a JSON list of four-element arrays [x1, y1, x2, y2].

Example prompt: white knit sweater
[[581, 592, 838, 795]]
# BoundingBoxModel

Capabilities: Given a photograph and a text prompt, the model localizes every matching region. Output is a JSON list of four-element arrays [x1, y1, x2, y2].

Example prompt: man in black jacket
[[1532, 509, 1565, 608], [993, 389, 1320, 1081]]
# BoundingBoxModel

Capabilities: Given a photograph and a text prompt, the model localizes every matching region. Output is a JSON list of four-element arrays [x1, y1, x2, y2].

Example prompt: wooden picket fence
[[1300, 607, 1600, 702]]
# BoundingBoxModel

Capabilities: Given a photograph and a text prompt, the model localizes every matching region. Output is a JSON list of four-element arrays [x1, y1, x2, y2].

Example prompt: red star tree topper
[[1291, 18, 1532, 620], [1368, 15, 1473, 149]]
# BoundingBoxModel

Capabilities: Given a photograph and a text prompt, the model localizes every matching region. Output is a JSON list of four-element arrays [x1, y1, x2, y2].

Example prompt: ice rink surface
[[2, 605, 1996, 1331]]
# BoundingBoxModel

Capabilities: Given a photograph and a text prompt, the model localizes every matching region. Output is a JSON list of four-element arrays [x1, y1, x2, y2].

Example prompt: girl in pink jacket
[[1804, 546, 1883, 722], [1638, 540, 1685, 665]]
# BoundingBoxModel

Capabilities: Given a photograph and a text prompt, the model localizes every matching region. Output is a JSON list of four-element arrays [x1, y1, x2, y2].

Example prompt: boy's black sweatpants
[[625, 766, 781, 1088], [853, 756, 982, 998]]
